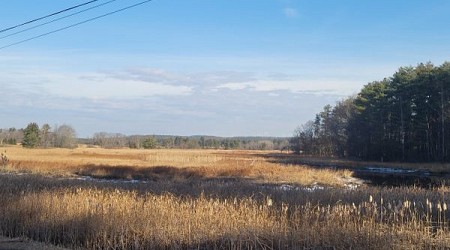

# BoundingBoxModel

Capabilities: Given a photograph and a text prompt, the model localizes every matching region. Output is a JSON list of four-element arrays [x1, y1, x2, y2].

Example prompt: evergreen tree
[[142, 137, 157, 149], [292, 62, 450, 162], [22, 123, 41, 148]]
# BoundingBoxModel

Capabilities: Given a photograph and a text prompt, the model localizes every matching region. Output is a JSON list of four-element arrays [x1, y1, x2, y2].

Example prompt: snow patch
[[276, 183, 326, 192], [363, 167, 430, 175], [344, 183, 359, 190], [76, 176, 148, 184]]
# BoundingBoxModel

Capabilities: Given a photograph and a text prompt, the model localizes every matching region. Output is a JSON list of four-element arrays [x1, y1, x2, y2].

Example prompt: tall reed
[[0, 174, 449, 249]]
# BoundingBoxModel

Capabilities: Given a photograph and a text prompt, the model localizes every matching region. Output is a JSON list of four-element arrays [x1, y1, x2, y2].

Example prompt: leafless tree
[[54, 125, 77, 148]]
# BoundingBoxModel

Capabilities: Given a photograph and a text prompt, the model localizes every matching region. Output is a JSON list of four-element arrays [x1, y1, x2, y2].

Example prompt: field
[[1, 146, 352, 187], [1, 146, 450, 249]]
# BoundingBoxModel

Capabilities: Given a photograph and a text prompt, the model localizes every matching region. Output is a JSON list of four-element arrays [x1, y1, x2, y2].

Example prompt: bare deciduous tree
[[54, 125, 77, 148]]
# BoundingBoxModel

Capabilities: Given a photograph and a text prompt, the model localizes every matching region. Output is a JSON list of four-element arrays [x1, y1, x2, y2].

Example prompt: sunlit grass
[[1, 146, 449, 249], [0, 145, 349, 187], [274, 154, 450, 173], [0, 174, 449, 249]]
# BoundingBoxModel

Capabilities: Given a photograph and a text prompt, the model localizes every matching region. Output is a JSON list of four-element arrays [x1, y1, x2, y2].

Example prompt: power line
[[0, 0, 100, 34], [0, 0, 153, 51], [0, 0, 118, 40]]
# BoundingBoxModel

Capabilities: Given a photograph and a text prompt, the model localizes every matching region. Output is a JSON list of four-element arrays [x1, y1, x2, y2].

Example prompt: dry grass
[[0, 174, 449, 249], [0, 145, 349, 187], [275, 154, 450, 173], [1, 146, 450, 249]]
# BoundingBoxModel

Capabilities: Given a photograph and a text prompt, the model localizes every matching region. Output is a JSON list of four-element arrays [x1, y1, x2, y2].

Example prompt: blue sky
[[1, 0, 450, 137]]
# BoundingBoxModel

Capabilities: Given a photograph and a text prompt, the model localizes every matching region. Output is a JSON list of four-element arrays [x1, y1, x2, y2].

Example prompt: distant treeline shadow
[[76, 164, 206, 182]]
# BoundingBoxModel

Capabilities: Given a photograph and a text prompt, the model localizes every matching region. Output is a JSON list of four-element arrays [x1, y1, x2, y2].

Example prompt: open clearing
[[0, 146, 353, 187], [1, 146, 450, 249]]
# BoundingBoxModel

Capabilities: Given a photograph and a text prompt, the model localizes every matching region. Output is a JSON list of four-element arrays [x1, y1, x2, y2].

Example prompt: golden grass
[[0, 174, 449, 249], [278, 154, 450, 173], [1, 146, 450, 249], [0, 145, 349, 187]]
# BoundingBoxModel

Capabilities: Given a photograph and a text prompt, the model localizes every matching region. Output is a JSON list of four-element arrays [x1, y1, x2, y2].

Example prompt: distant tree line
[[291, 62, 450, 162], [0, 123, 77, 149], [2, 124, 289, 151], [0, 127, 22, 145], [91, 133, 289, 150]]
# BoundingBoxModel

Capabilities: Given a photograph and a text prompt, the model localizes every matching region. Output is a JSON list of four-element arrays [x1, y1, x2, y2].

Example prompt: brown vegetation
[[0, 146, 349, 187], [270, 153, 450, 174], [1, 146, 450, 249]]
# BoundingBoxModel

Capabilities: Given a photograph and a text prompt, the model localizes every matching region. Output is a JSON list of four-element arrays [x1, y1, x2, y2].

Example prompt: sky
[[1, 0, 450, 138]]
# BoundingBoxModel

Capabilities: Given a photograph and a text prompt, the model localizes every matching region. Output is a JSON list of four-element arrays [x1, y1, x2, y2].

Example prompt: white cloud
[[1, 66, 361, 114], [283, 7, 299, 18], [48, 73, 192, 99], [111, 68, 191, 84], [0, 63, 363, 136], [2, 70, 193, 100], [216, 78, 358, 96]]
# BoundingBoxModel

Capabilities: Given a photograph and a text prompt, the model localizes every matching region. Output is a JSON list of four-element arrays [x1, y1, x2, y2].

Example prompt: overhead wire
[[0, 0, 100, 34], [0, 0, 153, 51], [0, 0, 118, 40]]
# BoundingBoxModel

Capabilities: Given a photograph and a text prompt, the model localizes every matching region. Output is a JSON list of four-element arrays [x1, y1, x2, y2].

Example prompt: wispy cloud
[[1, 66, 360, 110], [0, 63, 365, 136], [2, 70, 192, 100], [283, 7, 299, 18], [47, 73, 193, 99], [215, 79, 358, 95]]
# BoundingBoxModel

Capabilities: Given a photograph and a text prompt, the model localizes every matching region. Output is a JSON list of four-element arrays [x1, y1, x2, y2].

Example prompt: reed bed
[[0, 174, 449, 249], [277, 154, 450, 174], [0, 146, 349, 187], [1, 146, 450, 249]]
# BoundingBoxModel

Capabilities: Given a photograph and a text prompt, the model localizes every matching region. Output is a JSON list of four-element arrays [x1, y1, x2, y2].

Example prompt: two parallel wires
[[0, 0, 153, 50]]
